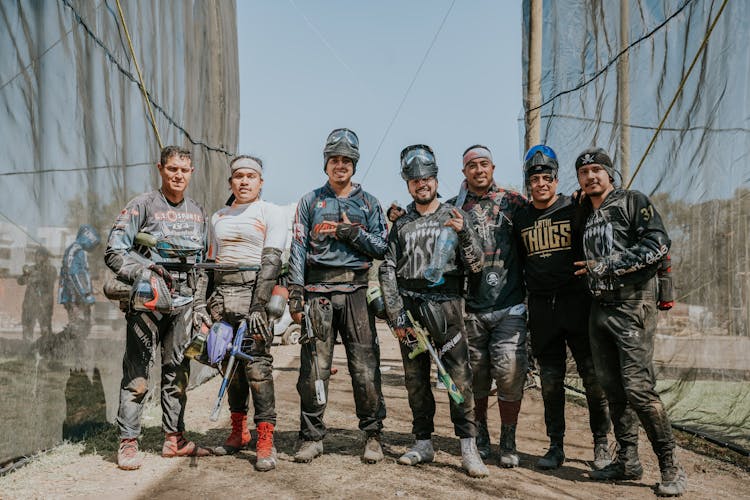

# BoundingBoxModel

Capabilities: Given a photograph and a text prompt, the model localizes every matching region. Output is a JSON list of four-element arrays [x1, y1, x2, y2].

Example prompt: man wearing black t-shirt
[[514, 145, 611, 471]]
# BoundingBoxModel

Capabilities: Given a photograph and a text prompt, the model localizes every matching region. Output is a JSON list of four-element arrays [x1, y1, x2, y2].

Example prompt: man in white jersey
[[198, 155, 287, 471]]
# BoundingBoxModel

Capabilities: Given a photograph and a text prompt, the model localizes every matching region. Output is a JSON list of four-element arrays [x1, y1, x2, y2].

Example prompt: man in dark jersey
[[105, 145, 211, 470], [514, 145, 611, 471], [379, 144, 487, 477], [288, 128, 388, 464], [447, 145, 528, 466], [574, 147, 686, 497]]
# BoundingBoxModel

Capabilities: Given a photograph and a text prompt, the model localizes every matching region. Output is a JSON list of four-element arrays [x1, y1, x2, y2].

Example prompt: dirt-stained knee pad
[[492, 350, 527, 401]]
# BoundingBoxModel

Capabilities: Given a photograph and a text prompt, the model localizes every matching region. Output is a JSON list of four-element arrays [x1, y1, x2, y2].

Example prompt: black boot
[[589, 445, 643, 481], [656, 449, 687, 497], [537, 441, 565, 470], [476, 420, 491, 459], [499, 424, 519, 468]]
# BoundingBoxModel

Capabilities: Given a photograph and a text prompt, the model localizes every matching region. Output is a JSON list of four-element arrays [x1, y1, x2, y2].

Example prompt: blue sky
[[237, 0, 523, 208]]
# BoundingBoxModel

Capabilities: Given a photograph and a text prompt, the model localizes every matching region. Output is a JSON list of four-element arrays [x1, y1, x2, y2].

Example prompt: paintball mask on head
[[76, 224, 101, 251], [323, 128, 360, 171], [523, 144, 559, 184], [400, 144, 439, 181]]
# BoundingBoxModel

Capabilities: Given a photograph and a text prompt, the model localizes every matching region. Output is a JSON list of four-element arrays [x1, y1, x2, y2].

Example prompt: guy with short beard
[[573, 147, 686, 497], [447, 145, 528, 467], [379, 144, 487, 477], [288, 128, 388, 464]]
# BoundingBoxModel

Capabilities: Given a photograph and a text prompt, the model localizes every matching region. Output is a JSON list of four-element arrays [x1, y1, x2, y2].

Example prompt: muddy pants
[[117, 303, 192, 439], [399, 296, 476, 439], [296, 287, 385, 441], [528, 291, 609, 445], [589, 278, 675, 458], [208, 281, 276, 426], [22, 300, 52, 340], [64, 302, 92, 338], [465, 303, 528, 402]]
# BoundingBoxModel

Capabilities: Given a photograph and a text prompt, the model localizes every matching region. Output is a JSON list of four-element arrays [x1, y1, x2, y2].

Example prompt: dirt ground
[[1, 324, 747, 500]]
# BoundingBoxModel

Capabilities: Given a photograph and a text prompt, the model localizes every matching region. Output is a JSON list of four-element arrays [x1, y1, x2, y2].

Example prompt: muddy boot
[[117, 438, 142, 470], [656, 450, 687, 497], [460, 437, 489, 478], [476, 420, 491, 459], [214, 412, 251, 456], [592, 441, 612, 471], [254, 422, 277, 472], [294, 440, 323, 463], [537, 441, 565, 470], [589, 445, 643, 481], [398, 439, 434, 466], [362, 434, 384, 464], [499, 424, 519, 468], [162, 432, 212, 458]]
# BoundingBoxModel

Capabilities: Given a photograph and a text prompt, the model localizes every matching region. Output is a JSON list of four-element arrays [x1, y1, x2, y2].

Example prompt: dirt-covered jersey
[[581, 188, 670, 292], [211, 199, 287, 265], [105, 190, 208, 282], [289, 182, 387, 291], [379, 202, 483, 322], [447, 182, 527, 313], [514, 195, 587, 294]]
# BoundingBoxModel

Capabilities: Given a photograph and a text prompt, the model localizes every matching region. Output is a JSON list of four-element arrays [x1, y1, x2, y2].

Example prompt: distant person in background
[[17, 246, 56, 341], [59, 224, 100, 337]]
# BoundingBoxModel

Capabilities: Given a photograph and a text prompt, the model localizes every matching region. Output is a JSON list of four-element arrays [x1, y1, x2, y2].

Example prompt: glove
[[392, 309, 415, 344], [83, 294, 96, 305], [192, 304, 211, 332], [148, 264, 174, 292], [247, 304, 272, 345], [335, 222, 359, 241], [288, 284, 304, 315]]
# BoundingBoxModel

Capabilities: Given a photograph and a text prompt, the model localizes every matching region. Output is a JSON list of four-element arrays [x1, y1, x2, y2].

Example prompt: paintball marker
[[133, 232, 260, 273], [303, 304, 327, 405], [404, 311, 464, 405], [208, 320, 254, 422]]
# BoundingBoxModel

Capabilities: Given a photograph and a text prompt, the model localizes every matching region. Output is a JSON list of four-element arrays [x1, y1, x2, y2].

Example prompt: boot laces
[[257, 425, 274, 456]]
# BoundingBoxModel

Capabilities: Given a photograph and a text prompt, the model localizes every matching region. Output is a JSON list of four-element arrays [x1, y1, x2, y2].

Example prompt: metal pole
[[525, 0, 542, 150], [618, 0, 631, 184]]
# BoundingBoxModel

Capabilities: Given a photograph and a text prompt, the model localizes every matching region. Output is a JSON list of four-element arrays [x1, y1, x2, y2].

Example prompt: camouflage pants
[[296, 287, 386, 441], [465, 303, 528, 402], [117, 304, 192, 438], [589, 278, 675, 458], [208, 283, 276, 425]]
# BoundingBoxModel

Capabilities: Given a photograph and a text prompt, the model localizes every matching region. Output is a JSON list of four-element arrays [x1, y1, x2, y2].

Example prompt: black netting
[[0, 0, 239, 462], [523, 0, 749, 451]]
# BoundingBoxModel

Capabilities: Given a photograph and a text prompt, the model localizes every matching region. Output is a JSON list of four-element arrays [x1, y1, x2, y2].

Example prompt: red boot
[[162, 432, 212, 457], [254, 422, 277, 471], [213, 412, 251, 456]]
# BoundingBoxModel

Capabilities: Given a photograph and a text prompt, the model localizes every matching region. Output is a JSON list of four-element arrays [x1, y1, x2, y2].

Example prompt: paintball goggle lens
[[524, 144, 557, 163], [400, 144, 437, 180], [325, 128, 359, 150]]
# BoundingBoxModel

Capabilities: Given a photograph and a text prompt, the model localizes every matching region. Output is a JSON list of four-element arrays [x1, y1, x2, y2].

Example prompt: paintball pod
[[303, 303, 327, 405], [657, 253, 675, 311]]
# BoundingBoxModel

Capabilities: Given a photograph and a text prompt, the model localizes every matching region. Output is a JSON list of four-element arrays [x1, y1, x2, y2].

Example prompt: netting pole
[[114, 0, 164, 150], [617, 0, 631, 185], [525, 0, 542, 150], [626, 0, 728, 189]]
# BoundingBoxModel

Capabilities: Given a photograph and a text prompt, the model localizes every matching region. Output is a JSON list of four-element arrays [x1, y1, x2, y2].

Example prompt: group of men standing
[[102, 128, 686, 497]]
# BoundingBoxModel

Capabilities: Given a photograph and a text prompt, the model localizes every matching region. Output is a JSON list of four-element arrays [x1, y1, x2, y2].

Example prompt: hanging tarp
[[0, 0, 239, 463], [523, 0, 749, 451]]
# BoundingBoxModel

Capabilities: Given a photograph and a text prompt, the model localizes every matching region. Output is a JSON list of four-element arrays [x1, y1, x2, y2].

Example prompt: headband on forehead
[[463, 146, 493, 166], [230, 157, 263, 174]]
